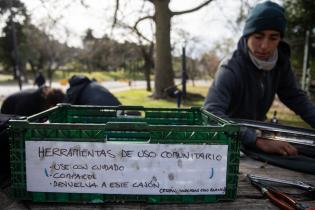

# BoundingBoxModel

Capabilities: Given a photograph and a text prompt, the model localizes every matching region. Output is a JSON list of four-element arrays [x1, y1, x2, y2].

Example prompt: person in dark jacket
[[64, 75, 121, 106], [34, 71, 46, 88], [204, 1, 315, 156], [1, 86, 65, 116]]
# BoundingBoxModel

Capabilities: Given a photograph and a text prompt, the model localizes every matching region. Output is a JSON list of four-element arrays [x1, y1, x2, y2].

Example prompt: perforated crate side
[[8, 105, 240, 204]]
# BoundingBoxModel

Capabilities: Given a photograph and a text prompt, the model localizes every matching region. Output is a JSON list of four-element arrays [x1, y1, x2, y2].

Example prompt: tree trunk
[[153, 0, 174, 98], [144, 65, 151, 91], [141, 44, 154, 92], [28, 60, 37, 76]]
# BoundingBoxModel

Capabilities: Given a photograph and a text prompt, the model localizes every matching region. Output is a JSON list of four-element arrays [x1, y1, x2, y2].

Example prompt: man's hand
[[256, 138, 298, 156]]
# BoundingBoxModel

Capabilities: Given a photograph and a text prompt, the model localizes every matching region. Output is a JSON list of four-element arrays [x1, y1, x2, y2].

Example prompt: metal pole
[[301, 30, 310, 95], [9, 0, 22, 90], [181, 47, 187, 98]]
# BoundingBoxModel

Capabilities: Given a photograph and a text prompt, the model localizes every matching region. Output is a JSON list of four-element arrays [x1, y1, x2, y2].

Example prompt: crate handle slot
[[117, 105, 145, 110], [105, 122, 149, 129], [104, 135, 151, 143], [116, 110, 145, 118]]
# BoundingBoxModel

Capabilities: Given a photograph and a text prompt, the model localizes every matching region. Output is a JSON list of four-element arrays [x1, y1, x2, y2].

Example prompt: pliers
[[247, 175, 308, 210]]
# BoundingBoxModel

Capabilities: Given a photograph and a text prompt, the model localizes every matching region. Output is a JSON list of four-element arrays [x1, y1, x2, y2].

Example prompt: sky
[[19, 0, 282, 58]]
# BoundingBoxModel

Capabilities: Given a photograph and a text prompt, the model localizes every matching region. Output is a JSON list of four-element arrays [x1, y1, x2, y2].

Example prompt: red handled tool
[[247, 174, 308, 210]]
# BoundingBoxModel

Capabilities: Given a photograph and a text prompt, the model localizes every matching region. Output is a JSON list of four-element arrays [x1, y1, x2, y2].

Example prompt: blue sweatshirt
[[64, 75, 121, 106]]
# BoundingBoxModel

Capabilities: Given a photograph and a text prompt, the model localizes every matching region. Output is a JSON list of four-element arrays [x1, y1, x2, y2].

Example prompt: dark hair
[[42, 87, 65, 109]]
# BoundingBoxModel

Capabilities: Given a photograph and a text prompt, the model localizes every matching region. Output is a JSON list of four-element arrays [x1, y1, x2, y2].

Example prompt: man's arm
[[204, 64, 236, 118], [277, 63, 315, 128], [256, 138, 298, 156], [204, 65, 259, 149]]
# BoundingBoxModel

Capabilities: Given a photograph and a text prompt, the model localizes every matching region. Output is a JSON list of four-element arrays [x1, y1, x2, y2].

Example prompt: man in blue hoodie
[[64, 75, 121, 106], [204, 1, 315, 156]]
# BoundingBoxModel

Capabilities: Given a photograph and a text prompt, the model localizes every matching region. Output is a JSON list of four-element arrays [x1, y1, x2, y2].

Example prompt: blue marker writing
[[209, 168, 214, 179], [44, 168, 49, 177]]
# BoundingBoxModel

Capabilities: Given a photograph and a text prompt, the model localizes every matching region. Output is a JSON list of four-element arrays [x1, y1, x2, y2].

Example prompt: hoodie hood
[[64, 75, 91, 104]]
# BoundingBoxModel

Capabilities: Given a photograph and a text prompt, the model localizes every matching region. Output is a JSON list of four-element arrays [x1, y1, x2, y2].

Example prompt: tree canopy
[[112, 0, 214, 98], [283, 0, 315, 75]]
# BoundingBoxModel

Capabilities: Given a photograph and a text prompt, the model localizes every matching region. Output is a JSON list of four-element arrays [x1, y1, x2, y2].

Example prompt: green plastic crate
[[9, 104, 240, 204]]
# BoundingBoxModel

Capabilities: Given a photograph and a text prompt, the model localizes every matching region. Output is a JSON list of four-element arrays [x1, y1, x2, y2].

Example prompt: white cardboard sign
[[25, 141, 228, 195]]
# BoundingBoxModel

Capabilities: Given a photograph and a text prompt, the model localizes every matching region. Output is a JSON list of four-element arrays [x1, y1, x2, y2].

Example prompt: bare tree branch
[[116, 19, 152, 43], [110, 0, 154, 43], [139, 0, 146, 13], [79, 0, 89, 8], [215, 1, 239, 33], [134, 15, 154, 29], [171, 0, 214, 16], [133, 25, 151, 43], [112, 0, 120, 29]]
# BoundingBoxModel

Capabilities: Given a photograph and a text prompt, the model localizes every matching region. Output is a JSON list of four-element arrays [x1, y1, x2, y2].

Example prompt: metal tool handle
[[248, 174, 315, 192]]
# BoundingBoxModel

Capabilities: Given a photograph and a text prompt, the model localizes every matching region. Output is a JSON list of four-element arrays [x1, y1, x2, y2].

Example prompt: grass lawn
[[0, 70, 145, 84], [116, 85, 207, 108], [267, 99, 310, 128], [0, 74, 15, 83]]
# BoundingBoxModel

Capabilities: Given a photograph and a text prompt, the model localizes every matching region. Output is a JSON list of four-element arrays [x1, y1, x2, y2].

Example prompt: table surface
[[1, 155, 315, 210]]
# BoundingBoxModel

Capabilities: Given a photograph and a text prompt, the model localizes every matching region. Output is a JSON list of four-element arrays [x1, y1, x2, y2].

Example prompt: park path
[[0, 80, 146, 101], [0, 80, 210, 101]]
